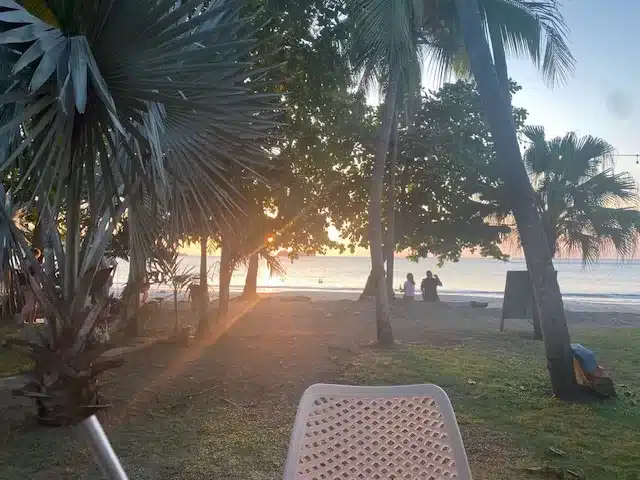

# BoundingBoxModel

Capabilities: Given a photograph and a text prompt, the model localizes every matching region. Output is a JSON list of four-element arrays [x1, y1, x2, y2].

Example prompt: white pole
[[81, 415, 129, 480]]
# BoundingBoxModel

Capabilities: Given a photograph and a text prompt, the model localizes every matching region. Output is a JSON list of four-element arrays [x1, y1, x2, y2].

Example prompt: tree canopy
[[333, 80, 529, 265]]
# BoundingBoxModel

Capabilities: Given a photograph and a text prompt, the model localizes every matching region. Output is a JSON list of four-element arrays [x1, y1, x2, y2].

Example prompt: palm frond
[[347, 0, 423, 105], [524, 126, 640, 262], [259, 249, 286, 279], [0, 0, 279, 223], [482, 0, 575, 86]]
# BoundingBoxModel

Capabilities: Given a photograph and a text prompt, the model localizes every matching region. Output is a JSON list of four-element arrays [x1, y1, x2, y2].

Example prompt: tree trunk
[[218, 239, 232, 321], [173, 289, 179, 334], [368, 65, 400, 346], [488, 23, 510, 95], [242, 253, 259, 299], [197, 235, 209, 336], [532, 306, 543, 340], [359, 270, 376, 300], [385, 119, 400, 299], [123, 213, 143, 337], [123, 269, 141, 337], [455, 0, 576, 399]]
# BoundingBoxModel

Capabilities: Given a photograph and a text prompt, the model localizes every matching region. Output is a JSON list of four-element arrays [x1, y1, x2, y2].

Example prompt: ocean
[[112, 255, 640, 312]]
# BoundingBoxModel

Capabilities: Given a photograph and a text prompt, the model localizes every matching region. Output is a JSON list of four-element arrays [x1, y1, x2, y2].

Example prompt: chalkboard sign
[[501, 271, 534, 325], [501, 270, 557, 332]]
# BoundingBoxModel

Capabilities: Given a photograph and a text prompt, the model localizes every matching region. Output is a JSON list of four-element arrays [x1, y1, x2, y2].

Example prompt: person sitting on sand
[[421, 270, 442, 302], [403, 273, 416, 300]]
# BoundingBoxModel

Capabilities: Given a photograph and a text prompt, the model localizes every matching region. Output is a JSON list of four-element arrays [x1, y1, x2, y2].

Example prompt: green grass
[[1, 325, 638, 479], [0, 325, 33, 378], [0, 405, 293, 480], [342, 328, 640, 480]]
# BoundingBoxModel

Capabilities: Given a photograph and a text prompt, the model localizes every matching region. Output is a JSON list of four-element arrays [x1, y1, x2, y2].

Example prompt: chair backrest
[[284, 384, 472, 480]]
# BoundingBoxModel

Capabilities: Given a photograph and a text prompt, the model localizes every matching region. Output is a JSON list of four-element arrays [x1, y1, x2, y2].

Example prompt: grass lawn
[[342, 328, 640, 480], [0, 301, 638, 479], [0, 325, 33, 378]]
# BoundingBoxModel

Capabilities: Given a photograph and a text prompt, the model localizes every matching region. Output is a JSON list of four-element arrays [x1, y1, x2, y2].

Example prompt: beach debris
[[467, 379, 477, 385], [547, 446, 566, 456], [523, 466, 584, 479], [469, 301, 488, 309]]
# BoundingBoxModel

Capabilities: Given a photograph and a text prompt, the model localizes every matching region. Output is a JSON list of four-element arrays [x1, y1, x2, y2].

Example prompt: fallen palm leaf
[[523, 466, 585, 479], [547, 446, 566, 456]]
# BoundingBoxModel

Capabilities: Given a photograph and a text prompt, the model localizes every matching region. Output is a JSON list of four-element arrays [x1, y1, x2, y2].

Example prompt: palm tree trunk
[[454, 0, 576, 399], [218, 238, 232, 321], [173, 288, 179, 334], [488, 23, 510, 95], [197, 234, 209, 336], [385, 119, 400, 299], [242, 253, 259, 299], [64, 167, 82, 300], [369, 65, 400, 345]]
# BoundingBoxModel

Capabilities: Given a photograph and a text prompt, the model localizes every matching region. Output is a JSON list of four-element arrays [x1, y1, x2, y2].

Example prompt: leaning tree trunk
[[488, 23, 510, 95], [490, 23, 544, 341], [455, 0, 576, 399], [368, 65, 400, 346], [385, 119, 400, 299], [218, 238, 232, 321], [197, 234, 209, 336], [242, 253, 259, 299]]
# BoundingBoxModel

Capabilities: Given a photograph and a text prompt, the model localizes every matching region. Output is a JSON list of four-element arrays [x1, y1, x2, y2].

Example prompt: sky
[[505, 0, 640, 178]]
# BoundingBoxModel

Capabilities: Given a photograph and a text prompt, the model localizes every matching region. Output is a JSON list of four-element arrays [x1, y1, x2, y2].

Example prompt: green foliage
[[334, 81, 528, 264], [522, 126, 640, 262], [236, 0, 354, 258], [147, 247, 195, 296]]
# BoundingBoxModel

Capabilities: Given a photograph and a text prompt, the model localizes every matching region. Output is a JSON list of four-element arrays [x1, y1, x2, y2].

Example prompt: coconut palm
[[348, 0, 574, 345], [453, 0, 576, 398], [0, 0, 278, 426], [523, 126, 640, 262]]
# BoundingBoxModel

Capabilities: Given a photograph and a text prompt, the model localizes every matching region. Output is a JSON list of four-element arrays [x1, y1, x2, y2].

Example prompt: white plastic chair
[[284, 384, 472, 479]]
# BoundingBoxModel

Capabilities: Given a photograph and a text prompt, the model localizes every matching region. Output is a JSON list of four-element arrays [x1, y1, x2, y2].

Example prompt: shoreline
[[133, 285, 640, 315]]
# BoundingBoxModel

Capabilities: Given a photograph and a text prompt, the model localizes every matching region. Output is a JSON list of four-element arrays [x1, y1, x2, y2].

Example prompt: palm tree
[[453, 0, 577, 399], [0, 0, 278, 426], [523, 126, 640, 262], [349, 0, 574, 345], [348, 0, 432, 345]]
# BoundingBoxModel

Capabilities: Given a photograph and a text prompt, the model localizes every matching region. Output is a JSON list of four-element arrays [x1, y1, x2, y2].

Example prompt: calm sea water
[[112, 255, 640, 307]]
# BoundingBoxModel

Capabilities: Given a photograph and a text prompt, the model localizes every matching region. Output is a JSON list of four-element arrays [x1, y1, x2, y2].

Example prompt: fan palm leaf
[[522, 126, 640, 263]]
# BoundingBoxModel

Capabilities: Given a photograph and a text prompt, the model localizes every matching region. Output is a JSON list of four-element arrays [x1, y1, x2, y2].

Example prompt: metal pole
[[81, 415, 129, 480]]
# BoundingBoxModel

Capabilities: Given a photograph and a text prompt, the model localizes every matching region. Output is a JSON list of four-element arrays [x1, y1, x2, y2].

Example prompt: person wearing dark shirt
[[420, 270, 442, 302]]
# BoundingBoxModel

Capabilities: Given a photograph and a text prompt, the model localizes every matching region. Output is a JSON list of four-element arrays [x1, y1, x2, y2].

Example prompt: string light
[[611, 153, 640, 164]]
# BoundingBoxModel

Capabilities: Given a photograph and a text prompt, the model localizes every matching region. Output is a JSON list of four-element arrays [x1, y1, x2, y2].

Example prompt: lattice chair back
[[284, 384, 472, 479]]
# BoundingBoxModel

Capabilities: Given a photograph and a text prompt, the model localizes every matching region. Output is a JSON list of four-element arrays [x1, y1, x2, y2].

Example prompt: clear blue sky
[[507, 0, 640, 178]]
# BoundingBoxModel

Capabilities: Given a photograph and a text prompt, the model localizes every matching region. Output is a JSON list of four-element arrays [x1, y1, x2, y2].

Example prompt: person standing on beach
[[403, 273, 416, 300], [421, 270, 442, 302]]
